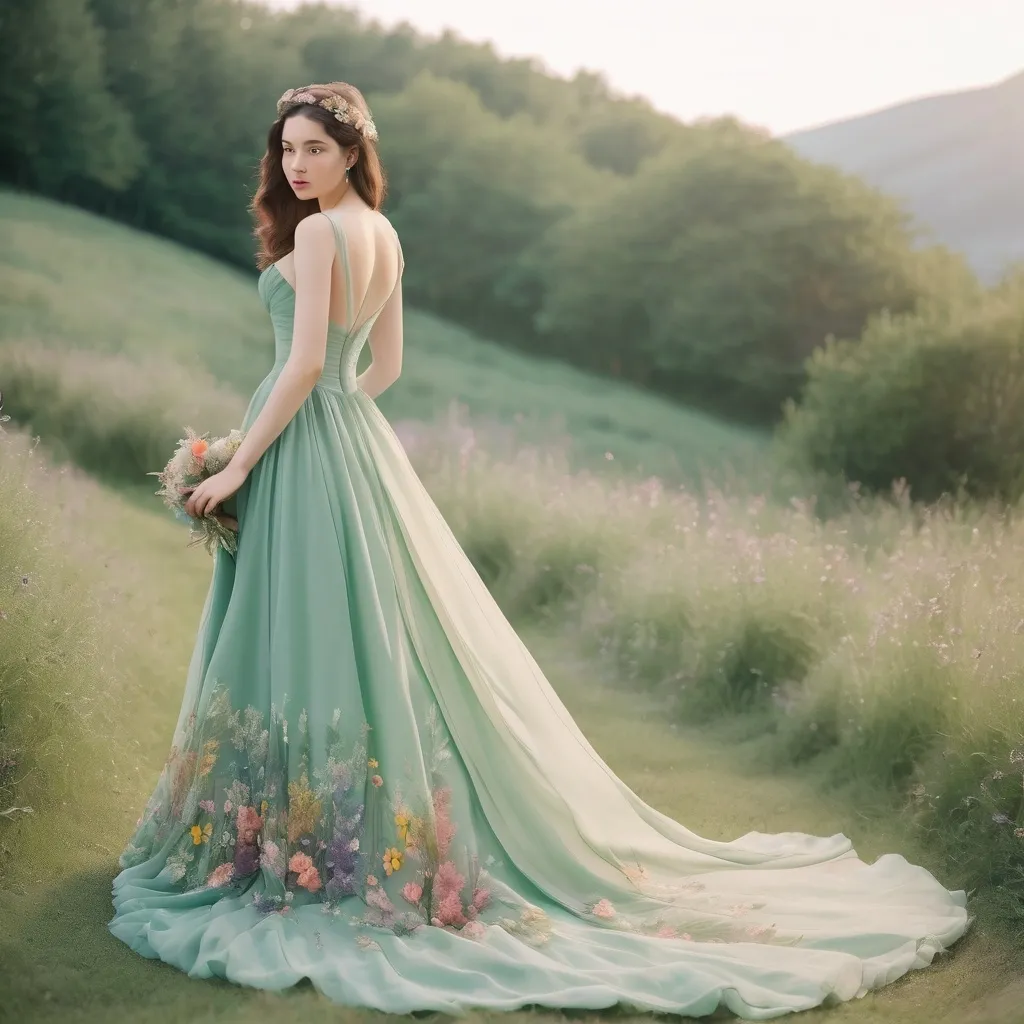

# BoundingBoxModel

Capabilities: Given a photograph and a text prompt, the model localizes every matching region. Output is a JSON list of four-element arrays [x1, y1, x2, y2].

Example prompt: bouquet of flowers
[[150, 427, 246, 555]]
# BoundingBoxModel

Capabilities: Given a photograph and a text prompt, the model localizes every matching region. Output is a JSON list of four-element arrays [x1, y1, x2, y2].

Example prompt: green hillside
[[786, 70, 1024, 284], [0, 189, 766, 489]]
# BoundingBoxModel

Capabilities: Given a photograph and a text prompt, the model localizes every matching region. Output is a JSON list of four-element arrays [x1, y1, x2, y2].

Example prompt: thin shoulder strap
[[319, 212, 354, 329], [361, 226, 404, 329]]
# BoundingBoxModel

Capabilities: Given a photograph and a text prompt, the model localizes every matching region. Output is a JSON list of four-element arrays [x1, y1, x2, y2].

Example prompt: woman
[[108, 82, 970, 1018]]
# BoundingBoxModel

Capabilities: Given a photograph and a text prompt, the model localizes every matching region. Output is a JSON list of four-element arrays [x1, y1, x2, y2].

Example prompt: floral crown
[[276, 86, 379, 143]]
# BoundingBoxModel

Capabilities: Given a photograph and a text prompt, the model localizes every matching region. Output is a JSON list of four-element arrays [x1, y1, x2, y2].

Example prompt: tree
[[534, 131, 929, 421], [0, 0, 142, 194]]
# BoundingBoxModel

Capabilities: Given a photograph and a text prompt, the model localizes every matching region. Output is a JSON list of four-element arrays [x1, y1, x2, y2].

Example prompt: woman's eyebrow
[[282, 138, 330, 146]]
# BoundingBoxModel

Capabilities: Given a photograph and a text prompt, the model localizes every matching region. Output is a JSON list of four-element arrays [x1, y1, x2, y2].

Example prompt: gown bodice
[[257, 211, 402, 396]]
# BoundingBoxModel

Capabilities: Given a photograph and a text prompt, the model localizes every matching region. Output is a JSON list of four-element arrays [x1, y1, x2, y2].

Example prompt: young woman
[[108, 81, 970, 1018]]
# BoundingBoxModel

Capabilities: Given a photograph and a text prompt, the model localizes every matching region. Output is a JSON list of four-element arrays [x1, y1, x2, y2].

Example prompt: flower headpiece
[[276, 86, 379, 143]]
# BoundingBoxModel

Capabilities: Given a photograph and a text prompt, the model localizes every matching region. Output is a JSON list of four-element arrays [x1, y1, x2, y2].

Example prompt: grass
[[0, 434, 1020, 1023], [0, 187, 767, 489]]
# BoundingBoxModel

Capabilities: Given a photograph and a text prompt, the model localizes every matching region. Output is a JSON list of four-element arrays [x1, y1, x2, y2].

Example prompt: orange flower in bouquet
[[150, 427, 246, 555]]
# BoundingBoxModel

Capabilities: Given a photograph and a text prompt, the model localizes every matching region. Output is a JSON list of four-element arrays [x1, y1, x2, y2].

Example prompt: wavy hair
[[249, 82, 387, 270]]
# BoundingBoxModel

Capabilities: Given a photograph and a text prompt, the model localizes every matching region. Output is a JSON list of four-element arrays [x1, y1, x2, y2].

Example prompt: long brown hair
[[249, 82, 387, 271]]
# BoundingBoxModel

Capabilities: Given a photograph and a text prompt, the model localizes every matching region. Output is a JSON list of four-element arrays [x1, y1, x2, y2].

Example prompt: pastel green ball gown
[[108, 211, 970, 1019]]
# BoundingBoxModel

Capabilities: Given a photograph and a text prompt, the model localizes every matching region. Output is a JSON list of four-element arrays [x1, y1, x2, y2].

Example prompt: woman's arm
[[356, 242, 404, 400], [232, 213, 336, 473]]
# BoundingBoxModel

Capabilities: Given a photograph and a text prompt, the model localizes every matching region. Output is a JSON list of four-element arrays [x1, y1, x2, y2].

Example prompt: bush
[[779, 270, 1024, 503]]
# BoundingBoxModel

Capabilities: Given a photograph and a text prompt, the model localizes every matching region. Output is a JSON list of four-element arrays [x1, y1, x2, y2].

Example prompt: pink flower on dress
[[223, 800, 233, 814], [472, 886, 490, 912], [236, 805, 263, 844], [655, 925, 678, 939], [298, 866, 321, 892], [435, 892, 468, 927], [206, 862, 234, 888], [462, 920, 486, 940], [288, 851, 313, 875], [371, 775, 383, 788], [432, 787, 456, 858], [199, 799, 216, 814], [401, 882, 423, 905], [592, 898, 616, 919], [261, 840, 284, 877], [433, 860, 465, 902], [366, 874, 378, 886]]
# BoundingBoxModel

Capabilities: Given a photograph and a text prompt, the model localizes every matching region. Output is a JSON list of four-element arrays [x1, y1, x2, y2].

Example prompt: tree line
[[0, 0, 980, 425]]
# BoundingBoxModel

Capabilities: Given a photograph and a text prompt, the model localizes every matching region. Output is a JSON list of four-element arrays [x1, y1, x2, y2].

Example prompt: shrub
[[779, 270, 1024, 503]]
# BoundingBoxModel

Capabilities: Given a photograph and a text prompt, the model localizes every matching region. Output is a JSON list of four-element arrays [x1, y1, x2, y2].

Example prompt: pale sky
[[260, 0, 1024, 135]]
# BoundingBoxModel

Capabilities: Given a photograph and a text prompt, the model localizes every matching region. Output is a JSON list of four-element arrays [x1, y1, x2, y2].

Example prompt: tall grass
[[0, 430, 119, 879], [409, 424, 1024, 929], [0, 343, 246, 492]]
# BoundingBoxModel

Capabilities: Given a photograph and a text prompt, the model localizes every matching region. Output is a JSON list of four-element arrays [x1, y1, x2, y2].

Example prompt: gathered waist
[[270, 358, 359, 396]]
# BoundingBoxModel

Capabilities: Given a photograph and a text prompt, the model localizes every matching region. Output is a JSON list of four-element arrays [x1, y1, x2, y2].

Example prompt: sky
[[260, 0, 1023, 135]]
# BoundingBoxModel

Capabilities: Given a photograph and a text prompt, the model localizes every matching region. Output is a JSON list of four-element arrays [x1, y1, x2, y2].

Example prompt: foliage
[[779, 269, 1024, 502], [532, 134, 933, 421], [0, 0, 955, 422]]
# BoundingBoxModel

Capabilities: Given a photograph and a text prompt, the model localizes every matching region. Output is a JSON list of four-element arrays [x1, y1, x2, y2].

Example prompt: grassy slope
[[0, 188, 766, 488], [0, 445, 1020, 1024]]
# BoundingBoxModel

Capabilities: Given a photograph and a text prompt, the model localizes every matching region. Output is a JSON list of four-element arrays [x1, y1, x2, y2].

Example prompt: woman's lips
[[292, 180, 309, 188]]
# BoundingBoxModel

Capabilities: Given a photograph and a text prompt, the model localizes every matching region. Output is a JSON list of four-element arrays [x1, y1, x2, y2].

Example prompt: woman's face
[[280, 114, 355, 198]]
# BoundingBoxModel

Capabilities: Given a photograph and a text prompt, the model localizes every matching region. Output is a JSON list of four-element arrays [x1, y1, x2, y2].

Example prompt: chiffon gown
[[108, 210, 971, 1020]]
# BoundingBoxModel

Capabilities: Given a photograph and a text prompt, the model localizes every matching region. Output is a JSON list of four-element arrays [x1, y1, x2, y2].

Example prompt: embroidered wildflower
[[190, 822, 213, 845], [394, 811, 410, 842], [592, 898, 616, 919], [383, 847, 403, 876], [207, 862, 234, 887]]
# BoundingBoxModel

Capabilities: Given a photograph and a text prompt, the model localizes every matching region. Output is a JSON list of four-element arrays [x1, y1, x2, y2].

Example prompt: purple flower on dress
[[234, 840, 260, 877]]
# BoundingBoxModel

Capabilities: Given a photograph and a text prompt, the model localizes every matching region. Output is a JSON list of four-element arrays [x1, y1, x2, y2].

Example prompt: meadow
[[2, 191, 1024, 1022], [0, 189, 766, 493]]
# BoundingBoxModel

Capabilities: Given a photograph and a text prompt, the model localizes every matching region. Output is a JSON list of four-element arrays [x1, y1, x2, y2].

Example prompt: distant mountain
[[785, 70, 1024, 283]]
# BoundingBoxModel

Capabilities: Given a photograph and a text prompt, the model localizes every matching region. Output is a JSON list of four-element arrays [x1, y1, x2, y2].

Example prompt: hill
[[0, 189, 767, 491], [785, 70, 1024, 283]]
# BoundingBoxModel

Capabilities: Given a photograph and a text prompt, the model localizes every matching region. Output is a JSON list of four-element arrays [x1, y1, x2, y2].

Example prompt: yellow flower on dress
[[382, 846, 403, 876], [368, 758, 379, 769], [191, 822, 213, 845], [287, 772, 322, 842], [394, 811, 410, 843], [261, 800, 268, 815], [198, 739, 219, 777]]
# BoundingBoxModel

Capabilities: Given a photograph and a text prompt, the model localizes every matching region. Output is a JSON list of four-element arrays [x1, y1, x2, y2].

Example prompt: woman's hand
[[183, 463, 248, 521]]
